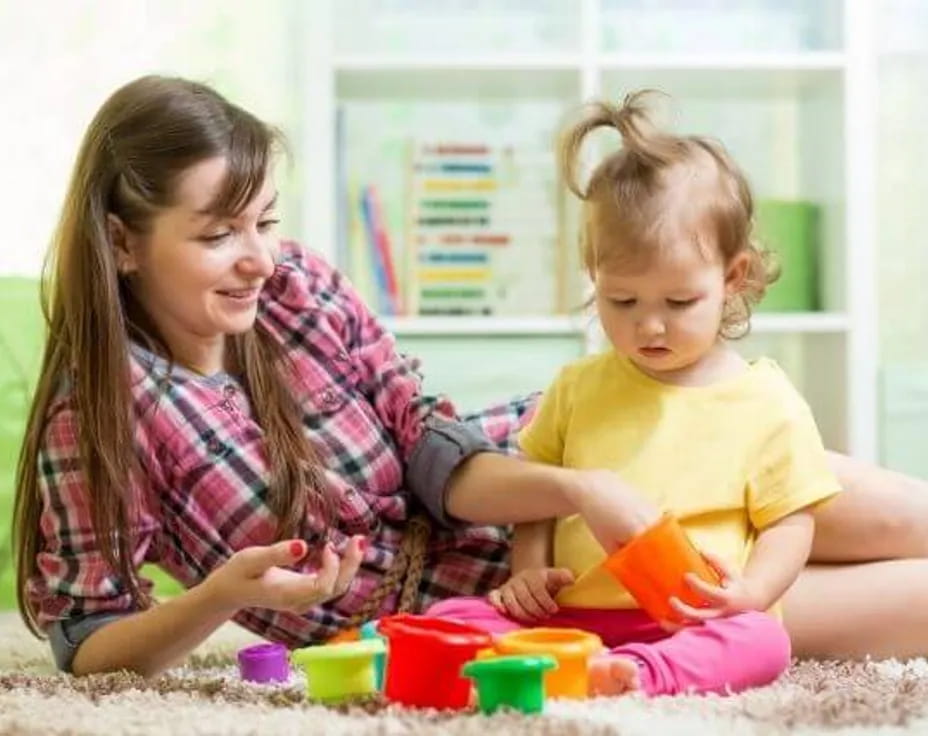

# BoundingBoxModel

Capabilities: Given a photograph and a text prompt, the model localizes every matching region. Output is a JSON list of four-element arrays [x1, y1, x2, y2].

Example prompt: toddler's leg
[[424, 597, 524, 635], [589, 611, 791, 697]]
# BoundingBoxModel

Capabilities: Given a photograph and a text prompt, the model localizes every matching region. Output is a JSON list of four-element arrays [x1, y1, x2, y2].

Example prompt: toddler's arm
[[742, 509, 814, 609], [510, 520, 555, 573], [674, 509, 814, 622]]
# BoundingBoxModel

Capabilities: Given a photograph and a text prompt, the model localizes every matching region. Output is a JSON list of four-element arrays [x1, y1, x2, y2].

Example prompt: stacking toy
[[378, 614, 492, 710], [602, 513, 721, 624], [359, 619, 386, 690], [237, 642, 291, 683], [462, 655, 557, 714], [328, 627, 361, 644], [290, 639, 385, 702], [495, 628, 602, 699]]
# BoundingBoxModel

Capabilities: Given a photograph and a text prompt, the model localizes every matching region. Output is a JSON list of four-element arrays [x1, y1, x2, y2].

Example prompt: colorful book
[[363, 185, 401, 315]]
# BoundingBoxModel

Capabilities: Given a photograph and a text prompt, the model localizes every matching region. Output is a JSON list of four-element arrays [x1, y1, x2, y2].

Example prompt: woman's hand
[[669, 550, 765, 624], [203, 536, 366, 615], [488, 567, 575, 622], [570, 469, 661, 554]]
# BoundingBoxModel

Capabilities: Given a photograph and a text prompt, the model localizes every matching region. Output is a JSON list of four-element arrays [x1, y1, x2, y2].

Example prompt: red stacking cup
[[378, 614, 492, 709]]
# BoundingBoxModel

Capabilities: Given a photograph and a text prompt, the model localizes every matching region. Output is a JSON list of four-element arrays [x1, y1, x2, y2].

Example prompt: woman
[[12, 74, 655, 677], [12, 75, 928, 677]]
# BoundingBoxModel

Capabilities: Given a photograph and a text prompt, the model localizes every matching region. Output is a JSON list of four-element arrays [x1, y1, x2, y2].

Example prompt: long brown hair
[[558, 90, 779, 338], [13, 75, 327, 636]]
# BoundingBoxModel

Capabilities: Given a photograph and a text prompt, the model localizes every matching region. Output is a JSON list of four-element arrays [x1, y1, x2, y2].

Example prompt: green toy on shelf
[[754, 199, 822, 312]]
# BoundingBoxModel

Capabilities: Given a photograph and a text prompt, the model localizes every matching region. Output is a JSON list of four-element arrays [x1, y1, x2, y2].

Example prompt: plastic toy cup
[[378, 614, 492, 710], [462, 655, 557, 714], [495, 628, 602, 699], [328, 627, 361, 644], [602, 513, 721, 624], [237, 642, 291, 683], [359, 619, 386, 690], [290, 639, 385, 702]]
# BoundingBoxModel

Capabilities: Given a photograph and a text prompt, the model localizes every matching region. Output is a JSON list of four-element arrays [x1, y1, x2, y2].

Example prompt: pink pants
[[426, 597, 790, 697]]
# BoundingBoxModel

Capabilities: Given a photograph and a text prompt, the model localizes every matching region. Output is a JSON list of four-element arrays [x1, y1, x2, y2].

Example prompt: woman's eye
[[258, 218, 281, 232], [611, 299, 636, 308], [668, 298, 698, 308]]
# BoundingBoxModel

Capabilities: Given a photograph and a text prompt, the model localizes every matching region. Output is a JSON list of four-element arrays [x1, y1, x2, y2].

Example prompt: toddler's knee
[[738, 611, 792, 680]]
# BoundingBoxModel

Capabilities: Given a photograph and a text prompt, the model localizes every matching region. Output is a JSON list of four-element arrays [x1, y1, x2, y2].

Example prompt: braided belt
[[344, 514, 431, 628]]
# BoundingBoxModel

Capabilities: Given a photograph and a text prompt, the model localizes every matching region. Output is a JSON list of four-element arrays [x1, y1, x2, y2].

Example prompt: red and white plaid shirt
[[29, 242, 537, 647]]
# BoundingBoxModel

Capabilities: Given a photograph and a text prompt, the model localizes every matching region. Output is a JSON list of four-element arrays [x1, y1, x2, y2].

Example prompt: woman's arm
[[446, 453, 660, 553], [72, 538, 364, 677], [71, 577, 237, 677]]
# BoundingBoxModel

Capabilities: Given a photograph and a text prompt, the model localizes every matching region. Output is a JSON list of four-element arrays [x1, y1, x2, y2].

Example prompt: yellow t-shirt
[[518, 351, 842, 610]]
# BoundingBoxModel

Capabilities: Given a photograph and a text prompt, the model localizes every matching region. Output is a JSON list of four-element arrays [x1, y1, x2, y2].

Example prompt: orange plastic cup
[[602, 514, 721, 624], [328, 627, 361, 644], [495, 628, 602, 699]]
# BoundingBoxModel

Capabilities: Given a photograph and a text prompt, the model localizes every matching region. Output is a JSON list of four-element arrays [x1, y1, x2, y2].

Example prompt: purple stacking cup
[[237, 643, 290, 683]]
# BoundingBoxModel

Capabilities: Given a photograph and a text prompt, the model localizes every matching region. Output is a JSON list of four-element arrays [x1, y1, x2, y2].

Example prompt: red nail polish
[[289, 540, 306, 558], [358, 537, 368, 552]]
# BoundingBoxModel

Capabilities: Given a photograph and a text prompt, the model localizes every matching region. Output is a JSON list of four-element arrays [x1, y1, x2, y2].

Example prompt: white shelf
[[382, 313, 847, 338], [600, 53, 844, 95], [598, 51, 846, 71], [336, 52, 843, 98], [752, 312, 850, 333], [337, 64, 578, 99], [335, 54, 583, 71], [381, 315, 587, 337], [335, 52, 845, 73], [308, 0, 877, 459]]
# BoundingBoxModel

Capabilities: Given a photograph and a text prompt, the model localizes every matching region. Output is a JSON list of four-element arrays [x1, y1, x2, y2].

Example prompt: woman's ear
[[107, 213, 138, 275], [724, 252, 751, 296]]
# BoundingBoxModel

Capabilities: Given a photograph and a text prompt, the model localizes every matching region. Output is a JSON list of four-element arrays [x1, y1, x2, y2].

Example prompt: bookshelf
[[301, 0, 877, 458]]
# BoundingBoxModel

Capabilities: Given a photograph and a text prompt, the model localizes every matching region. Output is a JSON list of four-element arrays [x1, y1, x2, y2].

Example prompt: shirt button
[[207, 438, 223, 454], [321, 389, 337, 407], [223, 384, 237, 398], [337, 350, 349, 361]]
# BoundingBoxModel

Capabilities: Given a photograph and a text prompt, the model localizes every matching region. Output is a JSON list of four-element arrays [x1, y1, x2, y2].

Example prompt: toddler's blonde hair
[[558, 90, 779, 338]]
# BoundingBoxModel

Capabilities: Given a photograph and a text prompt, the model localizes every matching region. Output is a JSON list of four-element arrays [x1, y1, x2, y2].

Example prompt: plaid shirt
[[29, 242, 538, 647]]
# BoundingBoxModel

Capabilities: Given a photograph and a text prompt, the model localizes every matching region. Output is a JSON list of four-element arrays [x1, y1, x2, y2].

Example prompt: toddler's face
[[594, 242, 746, 381]]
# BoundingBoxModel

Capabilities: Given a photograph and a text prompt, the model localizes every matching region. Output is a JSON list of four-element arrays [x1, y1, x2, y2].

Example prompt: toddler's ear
[[724, 252, 751, 295]]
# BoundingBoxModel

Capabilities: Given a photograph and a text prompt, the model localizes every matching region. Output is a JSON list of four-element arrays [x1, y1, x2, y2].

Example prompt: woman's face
[[115, 156, 280, 373]]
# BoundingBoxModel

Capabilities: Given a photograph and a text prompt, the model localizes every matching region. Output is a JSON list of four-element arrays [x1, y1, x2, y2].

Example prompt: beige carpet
[[2, 613, 928, 736]]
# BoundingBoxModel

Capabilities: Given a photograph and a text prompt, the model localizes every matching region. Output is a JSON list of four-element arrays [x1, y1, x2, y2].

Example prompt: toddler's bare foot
[[588, 654, 642, 696]]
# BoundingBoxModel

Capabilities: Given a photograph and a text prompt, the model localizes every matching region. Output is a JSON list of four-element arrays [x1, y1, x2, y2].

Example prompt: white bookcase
[[301, 0, 877, 459]]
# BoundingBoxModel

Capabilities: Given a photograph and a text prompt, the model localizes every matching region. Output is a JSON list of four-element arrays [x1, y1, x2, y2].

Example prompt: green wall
[[0, 279, 44, 609]]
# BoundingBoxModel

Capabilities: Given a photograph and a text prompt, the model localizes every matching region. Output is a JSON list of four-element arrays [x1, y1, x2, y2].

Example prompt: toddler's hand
[[668, 550, 765, 624], [488, 567, 575, 622]]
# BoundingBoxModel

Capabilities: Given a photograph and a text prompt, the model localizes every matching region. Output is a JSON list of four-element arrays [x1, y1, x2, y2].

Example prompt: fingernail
[[356, 536, 368, 551], [289, 540, 306, 558]]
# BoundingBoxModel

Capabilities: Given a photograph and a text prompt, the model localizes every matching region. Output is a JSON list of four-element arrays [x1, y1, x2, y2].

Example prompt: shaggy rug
[[1, 612, 928, 735]]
